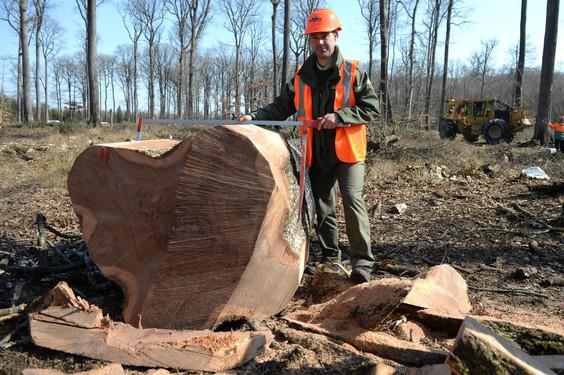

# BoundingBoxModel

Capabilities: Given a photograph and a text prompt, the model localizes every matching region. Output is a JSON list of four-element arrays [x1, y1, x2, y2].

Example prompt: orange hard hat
[[304, 8, 342, 35]]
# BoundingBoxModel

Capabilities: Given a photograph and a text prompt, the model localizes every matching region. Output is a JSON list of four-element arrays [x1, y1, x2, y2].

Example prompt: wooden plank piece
[[29, 305, 273, 372]]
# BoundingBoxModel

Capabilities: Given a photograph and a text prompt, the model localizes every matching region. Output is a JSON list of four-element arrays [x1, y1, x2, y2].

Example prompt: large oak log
[[68, 125, 309, 329]]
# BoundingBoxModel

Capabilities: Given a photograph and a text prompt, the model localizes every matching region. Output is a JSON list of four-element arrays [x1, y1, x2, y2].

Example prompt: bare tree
[[32, 0, 48, 122], [186, 0, 212, 117], [271, 0, 279, 97], [470, 39, 496, 98], [221, 0, 258, 115], [120, 2, 142, 122], [129, 0, 164, 119], [535, 0, 559, 144], [379, 0, 393, 124], [280, 0, 290, 92], [86, 0, 99, 125], [1, 0, 23, 122], [245, 22, 266, 112], [39, 15, 60, 123], [52, 57, 63, 119], [438, 0, 453, 117], [165, 0, 189, 118], [19, 0, 32, 122], [115, 44, 134, 121], [398, 0, 420, 120], [357, 0, 378, 80], [422, 0, 443, 129], [514, 0, 527, 107]]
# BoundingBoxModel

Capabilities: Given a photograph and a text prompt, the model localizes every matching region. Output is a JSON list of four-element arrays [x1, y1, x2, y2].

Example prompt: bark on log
[[446, 317, 556, 375], [67, 125, 309, 330]]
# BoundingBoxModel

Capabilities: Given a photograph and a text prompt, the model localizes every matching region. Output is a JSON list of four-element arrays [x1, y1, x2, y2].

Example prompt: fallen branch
[[510, 203, 564, 233], [468, 286, 548, 299], [479, 264, 505, 272], [37, 213, 82, 240], [0, 303, 26, 317], [0, 260, 85, 274], [450, 264, 471, 274]]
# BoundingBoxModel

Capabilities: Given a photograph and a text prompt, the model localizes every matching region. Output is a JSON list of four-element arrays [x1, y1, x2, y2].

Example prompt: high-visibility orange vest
[[294, 59, 367, 167], [549, 122, 564, 133]]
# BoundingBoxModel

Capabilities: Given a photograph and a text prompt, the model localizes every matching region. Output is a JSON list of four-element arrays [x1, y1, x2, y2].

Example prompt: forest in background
[[0, 0, 561, 143]]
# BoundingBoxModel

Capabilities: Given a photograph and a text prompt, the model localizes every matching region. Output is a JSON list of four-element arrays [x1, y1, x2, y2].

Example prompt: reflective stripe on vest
[[294, 59, 367, 167]]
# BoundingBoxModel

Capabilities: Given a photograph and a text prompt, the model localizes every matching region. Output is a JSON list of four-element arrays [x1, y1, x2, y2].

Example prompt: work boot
[[350, 266, 372, 284]]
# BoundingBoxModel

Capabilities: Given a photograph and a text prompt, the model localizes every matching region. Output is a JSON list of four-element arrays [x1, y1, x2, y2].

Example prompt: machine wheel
[[439, 120, 456, 140], [483, 119, 509, 145], [463, 133, 479, 143]]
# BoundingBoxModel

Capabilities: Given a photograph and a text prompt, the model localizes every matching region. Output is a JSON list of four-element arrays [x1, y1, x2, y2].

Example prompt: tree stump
[[68, 125, 309, 329]]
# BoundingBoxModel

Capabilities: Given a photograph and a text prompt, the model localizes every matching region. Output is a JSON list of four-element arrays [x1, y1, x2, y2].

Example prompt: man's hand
[[316, 113, 339, 130], [237, 114, 252, 124]]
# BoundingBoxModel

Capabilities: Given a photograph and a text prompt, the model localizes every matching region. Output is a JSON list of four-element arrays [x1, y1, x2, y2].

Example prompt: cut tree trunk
[[29, 282, 273, 372], [67, 125, 309, 330]]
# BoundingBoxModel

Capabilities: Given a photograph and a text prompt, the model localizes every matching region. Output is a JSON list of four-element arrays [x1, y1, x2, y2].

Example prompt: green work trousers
[[309, 161, 374, 268]]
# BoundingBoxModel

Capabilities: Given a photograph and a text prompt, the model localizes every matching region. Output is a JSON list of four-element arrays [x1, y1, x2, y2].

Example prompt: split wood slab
[[67, 126, 308, 330], [29, 305, 273, 372]]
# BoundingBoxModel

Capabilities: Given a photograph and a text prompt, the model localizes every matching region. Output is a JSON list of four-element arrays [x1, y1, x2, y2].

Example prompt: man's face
[[308, 32, 338, 61]]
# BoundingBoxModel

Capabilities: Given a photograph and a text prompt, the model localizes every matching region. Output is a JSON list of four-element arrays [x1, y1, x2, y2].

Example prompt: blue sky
[[0, 0, 562, 98]]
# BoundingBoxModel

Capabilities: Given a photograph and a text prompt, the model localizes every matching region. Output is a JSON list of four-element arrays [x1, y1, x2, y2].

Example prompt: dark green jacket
[[251, 47, 379, 168]]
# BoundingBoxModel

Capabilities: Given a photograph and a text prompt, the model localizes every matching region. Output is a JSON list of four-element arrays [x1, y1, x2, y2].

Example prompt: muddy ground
[[0, 123, 562, 374]]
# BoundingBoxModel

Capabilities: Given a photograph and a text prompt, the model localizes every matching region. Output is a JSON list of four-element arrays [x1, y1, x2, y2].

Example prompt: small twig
[[440, 247, 448, 264], [469, 285, 548, 298], [0, 303, 26, 317], [479, 264, 504, 272], [511, 203, 564, 232], [0, 259, 85, 274], [44, 222, 82, 239], [450, 264, 471, 274], [37, 213, 82, 240]]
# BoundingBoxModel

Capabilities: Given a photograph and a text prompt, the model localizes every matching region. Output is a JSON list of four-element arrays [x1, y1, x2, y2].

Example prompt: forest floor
[[0, 122, 562, 374]]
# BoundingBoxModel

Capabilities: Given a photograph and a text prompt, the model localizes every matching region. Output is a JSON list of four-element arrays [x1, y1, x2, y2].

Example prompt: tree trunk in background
[[406, 0, 420, 120], [535, 0, 559, 144], [280, 0, 290, 94], [379, 0, 393, 124], [357, 0, 378, 82], [44, 51, 48, 122], [87, 0, 99, 127], [438, 0, 453, 118], [33, 0, 47, 123], [17, 41, 22, 123], [423, 0, 441, 130], [187, 0, 212, 117], [271, 0, 279, 98], [514, 0, 527, 107], [19, 0, 32, 123]]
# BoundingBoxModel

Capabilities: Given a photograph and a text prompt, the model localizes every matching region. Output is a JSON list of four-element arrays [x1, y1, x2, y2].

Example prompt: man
[[238, 8, 379, 283], [548, 116, 564, 152]]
